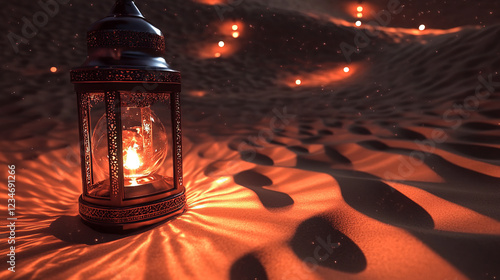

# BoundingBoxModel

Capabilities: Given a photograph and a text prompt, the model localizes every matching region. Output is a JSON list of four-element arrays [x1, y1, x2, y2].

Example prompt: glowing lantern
[[70, 0, 186, 230]]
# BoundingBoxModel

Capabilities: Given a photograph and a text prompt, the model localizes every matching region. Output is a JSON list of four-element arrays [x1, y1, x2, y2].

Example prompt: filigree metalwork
[[120, 92, 171, 107], [70, 69, 181, 83], [87, 30, 166, 53], [105, 91, 124, 201], [172, 92, 184, 188], [77, 92, 93, 191], [79, 193, 186, 224]]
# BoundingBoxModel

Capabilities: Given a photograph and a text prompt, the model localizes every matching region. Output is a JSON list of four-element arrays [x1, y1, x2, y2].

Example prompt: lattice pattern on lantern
[[78, 92, 93, 188], [79, 193, 186, 224], [173, 92, 183, 187], [105, 91, 123, 197], [121, 92, 170, 107], [89, 93, 105, 108], [71, 69, 181, 83], [87, 30, 166, 53]]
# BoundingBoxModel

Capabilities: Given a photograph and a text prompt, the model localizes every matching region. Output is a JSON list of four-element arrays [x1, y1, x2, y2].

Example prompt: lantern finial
[[110, 0, 143, 18]]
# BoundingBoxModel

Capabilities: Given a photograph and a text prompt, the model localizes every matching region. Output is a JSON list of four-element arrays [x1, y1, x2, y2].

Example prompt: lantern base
[[78, 191, 186, 231]]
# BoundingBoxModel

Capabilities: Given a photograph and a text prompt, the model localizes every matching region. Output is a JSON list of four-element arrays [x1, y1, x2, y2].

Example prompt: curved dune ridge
[[1, 0, 500, 279]]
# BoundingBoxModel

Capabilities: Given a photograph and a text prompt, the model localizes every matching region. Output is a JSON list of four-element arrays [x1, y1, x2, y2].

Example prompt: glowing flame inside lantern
[[124, 144, 142, 171], [92, 107, 169, 185]]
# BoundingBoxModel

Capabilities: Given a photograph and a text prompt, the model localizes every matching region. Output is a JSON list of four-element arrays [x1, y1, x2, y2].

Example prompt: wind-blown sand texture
[[1, 0, 500, 279]]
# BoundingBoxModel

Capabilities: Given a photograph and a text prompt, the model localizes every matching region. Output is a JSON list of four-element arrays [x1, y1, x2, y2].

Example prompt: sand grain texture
[[1, 0, 500, 279]]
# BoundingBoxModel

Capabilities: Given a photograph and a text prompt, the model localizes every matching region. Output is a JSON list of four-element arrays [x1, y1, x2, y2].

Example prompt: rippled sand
[[1, 0, 500, 279]]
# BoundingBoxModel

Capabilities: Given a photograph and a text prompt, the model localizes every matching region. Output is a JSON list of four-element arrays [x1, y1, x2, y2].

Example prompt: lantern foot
[[78, 191, 186, 231]]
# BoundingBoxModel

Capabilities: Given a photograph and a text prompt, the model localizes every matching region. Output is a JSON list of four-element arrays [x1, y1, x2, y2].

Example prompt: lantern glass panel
[[87, 92, 111, 198], [89, 91, 174, 200]]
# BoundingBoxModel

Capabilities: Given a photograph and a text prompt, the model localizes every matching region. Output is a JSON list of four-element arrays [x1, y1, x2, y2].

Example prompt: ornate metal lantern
[[70, 0, 186, 230]]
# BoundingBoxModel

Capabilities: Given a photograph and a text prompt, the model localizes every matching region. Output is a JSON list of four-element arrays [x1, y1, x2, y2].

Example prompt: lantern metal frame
[[70, 0, 186, 231]]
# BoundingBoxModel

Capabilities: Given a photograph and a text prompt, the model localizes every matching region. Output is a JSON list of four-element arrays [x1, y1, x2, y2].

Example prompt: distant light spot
[[295, 79, 302, 85], [232, 32, 240, 38], [218, 41, 225, 47], [215, 52, 221, 58], [419, 24, 426, 31], [343, 67, 350, 73], [232, 24, 238, 31], [357, 6, 363, 12], [50, 67, 57, 73], [357, 12, 363, 18], [355, 20, 362, 27]]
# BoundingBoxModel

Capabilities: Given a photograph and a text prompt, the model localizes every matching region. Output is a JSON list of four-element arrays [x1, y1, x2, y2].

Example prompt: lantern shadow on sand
[[70, 0, 186, 231]]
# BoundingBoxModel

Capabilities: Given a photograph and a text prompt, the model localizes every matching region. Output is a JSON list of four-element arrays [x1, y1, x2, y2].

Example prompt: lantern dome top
[[88, 0, 159, 37], [72, 0, 178, 76]]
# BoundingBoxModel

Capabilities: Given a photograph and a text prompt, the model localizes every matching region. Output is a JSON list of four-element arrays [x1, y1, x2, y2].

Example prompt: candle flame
[[124, 146, 142, 171]]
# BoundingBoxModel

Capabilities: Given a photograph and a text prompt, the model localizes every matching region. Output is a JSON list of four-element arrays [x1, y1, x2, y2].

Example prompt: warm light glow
[[218, 41, 225, 47], [355, 20, 362, 27], [92, 107, 168, 184], [215, 177, 230, 185], [50, 67, 57, 73], [232, 32, 240, 38], [419, 24, 426, 31], [357, 12, 363, 18], [215, 52, 221, 58], [344, 66, 350, 73], [295, 79, 302, 85], [190, 90, 207, 97], [232, 24, 238, 31], [357, 6, 363, 12], [124, 146, 142, 171]]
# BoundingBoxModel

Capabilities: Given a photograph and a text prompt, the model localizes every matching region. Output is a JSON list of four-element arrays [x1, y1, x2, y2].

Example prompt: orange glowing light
[[357, 6, 363, 12], [357, 12, 363, 18], [50, 67, 57, 73], [218, 41, 225, 47], [215, 52, 221, 58], [355, 20, 362, 27], [215, 177, 230, 185], [419, 24, 426, 31], [232, 24, 238, 31], [295, 79, 302, 85], [232, 32, 240, 38], [190, 90, 207, 97], [344, 66, 350, 73], [124, 146, 142, 171]]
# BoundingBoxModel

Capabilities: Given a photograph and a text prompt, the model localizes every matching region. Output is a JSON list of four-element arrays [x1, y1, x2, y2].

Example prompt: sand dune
[[1, 0, 500, 279]]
